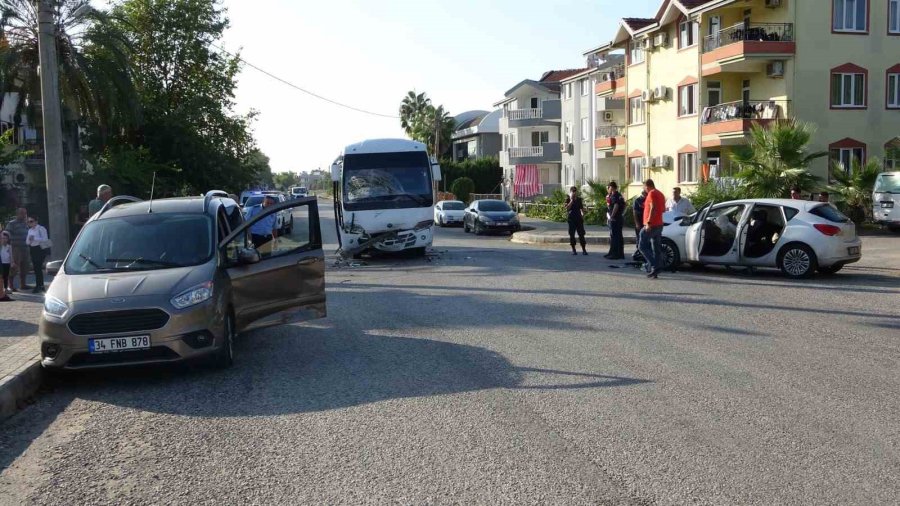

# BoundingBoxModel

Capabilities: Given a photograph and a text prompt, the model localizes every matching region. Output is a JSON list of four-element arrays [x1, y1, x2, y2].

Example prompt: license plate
[[89, 335, 151, 354], [881, 202, 894, 208], [848, 246, 860, 256]]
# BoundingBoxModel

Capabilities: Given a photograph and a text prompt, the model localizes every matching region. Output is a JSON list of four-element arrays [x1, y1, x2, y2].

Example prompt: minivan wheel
[[213, 314, 235, 369], [778, 243, 817, 279]]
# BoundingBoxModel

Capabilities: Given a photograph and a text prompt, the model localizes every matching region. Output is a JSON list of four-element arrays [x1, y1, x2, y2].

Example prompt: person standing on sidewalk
[[605, 182, 625, 260], [638, 179, 666, 279], [0, 231, 11, 301], [5, 208, 30, 291], [564, 186, 588, 256], [88, 184, 113, 216], [25, 216, 50, 293]]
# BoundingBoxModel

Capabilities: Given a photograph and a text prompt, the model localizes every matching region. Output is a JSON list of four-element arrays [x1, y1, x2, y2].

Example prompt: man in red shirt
[[639, 179, 667, 279]]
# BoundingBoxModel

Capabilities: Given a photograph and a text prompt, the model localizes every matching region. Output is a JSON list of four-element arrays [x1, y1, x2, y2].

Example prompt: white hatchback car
[[658, 199, 861, 278], [434, 200, 466, 227]]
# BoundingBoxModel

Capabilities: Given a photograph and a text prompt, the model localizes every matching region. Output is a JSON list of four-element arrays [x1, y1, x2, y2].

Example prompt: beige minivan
[[40, 192, 326, 370]]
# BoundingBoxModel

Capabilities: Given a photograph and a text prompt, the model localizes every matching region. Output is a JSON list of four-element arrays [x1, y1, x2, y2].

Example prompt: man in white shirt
[[25, 217, 50, 293], [665, 187, 696, 217]]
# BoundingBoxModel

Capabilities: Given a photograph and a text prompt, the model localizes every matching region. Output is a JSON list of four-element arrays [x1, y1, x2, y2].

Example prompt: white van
[[873, 172, 900, 231]]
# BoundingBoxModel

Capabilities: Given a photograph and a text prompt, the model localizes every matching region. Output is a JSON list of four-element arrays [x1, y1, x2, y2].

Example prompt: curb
[[511, 230, 638, 246], [0, 339, 43, 422]]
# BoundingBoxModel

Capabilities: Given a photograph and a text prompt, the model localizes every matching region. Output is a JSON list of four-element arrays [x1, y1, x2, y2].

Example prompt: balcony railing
[[703, 23, 794, 53], [508, 146, 544, 158], [504, 108, 543, 120], [595, 125, 626, 138], [701, 100, 790, 125]]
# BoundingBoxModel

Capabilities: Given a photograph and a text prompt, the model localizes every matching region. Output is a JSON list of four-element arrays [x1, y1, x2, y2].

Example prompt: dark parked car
[[463, 200, 521, 235]]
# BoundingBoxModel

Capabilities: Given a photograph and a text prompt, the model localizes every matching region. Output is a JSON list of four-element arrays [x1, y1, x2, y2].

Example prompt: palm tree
[[411, 104, 455, 157], [0, 0, 137, 141], [399, 91, 430, 137], [730, 119, 827, 198], [827, 157, 882, 223]]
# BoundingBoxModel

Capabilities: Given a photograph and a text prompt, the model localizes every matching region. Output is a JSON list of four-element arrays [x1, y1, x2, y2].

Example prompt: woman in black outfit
[[564, 186, 587, 256]]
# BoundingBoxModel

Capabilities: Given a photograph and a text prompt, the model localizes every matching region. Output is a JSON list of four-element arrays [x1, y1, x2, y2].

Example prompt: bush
[[450, 177, 475, 203], [689, 179, 751, 209], [524, 189, 610, 225]]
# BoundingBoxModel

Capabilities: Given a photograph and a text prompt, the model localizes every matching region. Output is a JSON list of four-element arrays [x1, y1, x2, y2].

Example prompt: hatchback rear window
[[809, 204, 850, 223], [443, 202, 465, 210], [478, 201, 511, 212]]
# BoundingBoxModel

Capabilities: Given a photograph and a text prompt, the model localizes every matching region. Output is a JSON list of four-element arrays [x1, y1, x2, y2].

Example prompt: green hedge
[[439, 158, 502, 195]]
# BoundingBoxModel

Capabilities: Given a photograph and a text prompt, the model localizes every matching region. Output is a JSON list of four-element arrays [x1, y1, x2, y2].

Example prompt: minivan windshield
[[479, 201, 512, 212], [342, 151, 433, 211], [65, 214, 213, 274], [874, 173, 900, 193]]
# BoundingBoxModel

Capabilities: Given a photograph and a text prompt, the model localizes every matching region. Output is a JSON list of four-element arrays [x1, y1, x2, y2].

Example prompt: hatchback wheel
[[213, 313, 235, 368], [659, 239, 680, 272], [778, 243, 817, 279]]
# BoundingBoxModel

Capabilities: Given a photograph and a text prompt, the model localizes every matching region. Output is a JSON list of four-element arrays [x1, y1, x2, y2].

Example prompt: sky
[[220, 0, 662, 174]]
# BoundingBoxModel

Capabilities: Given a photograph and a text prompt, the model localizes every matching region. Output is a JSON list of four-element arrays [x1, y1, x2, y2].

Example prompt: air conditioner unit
[[656, 155, 672, 169], [567, 143, 574, 154], [765, 0, 782, 8], [560, 143, 567, 152], [653, 86, 668, 100], [767, 60, 785, 78], [654, 32, 669, 48], [605, 71, 616, 81], [641, 156, 650, 167], [641, 90, 652, 102], [642, 38, 653, 50], [602, 111, 614, 122]]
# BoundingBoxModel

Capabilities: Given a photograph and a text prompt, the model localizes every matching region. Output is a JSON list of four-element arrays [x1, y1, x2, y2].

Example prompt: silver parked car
[[658, 199, 861, 278]]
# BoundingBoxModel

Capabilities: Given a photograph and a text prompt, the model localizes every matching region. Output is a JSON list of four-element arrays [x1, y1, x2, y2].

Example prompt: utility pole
[[36, 0, 70, 259]]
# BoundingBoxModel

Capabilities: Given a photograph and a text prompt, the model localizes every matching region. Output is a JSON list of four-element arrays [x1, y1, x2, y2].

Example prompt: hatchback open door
[[220, 197, 326, 332], [684, 201, 714, 262]]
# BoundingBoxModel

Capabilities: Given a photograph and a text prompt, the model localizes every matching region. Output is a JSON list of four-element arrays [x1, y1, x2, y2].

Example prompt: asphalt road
[[1, 199, 899, 505]]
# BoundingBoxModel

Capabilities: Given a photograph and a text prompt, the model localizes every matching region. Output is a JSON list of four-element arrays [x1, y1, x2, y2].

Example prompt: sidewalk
[[512, 215, 638, 246], [0, 277, 47, 421]]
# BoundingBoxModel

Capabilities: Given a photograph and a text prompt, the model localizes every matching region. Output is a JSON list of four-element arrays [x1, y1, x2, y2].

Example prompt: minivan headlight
[[171, 282, 213, 310], [43, 296, 69, 318]]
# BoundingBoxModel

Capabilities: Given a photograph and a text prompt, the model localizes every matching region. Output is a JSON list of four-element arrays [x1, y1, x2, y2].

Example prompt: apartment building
[[587, 0, 900, 197], [450, 109, 502, 162], [559, 54, 626, 188], [495, 69, 586, 200], [0, 92, 49, 210]]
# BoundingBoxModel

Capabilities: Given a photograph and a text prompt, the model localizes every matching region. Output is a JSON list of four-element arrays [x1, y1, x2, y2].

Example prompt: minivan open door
[[220, 197, 326, 332]]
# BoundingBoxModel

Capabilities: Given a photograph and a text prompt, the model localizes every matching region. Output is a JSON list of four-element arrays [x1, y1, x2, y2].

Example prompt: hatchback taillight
[[814, 224, 842, 236]]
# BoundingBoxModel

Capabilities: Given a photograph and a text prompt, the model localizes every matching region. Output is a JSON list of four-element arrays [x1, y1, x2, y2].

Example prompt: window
[[630, 40, 645, 65], [831, 71, 866, 107], [581, 79, 590, 96], [564, 122, 573, 145], [563, 83, 573, 100], [888, 73, 900, 108], [530, 97, 540, 109], [629, 97, 645, 124], [707, 81, 722, 107], [833, 0, 867, 32], [679, 19, 698, 48], [629, 157, 645, 182], [679, 84, 697, 116], [581, 117, 589, 142], [679, 152, 698, 183], [892, 0, 900, 34], [830, 147, 865, 174], [531, 131, 549, 146]]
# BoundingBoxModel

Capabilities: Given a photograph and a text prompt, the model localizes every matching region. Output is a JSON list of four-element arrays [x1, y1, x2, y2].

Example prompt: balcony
[[594, 125, 626, 151], [507, 142, 562, 164], [502, 100, 561, 127], [595, 64, 626, 97], [701, 23, 795, 76], [701, 99, 790, 147]]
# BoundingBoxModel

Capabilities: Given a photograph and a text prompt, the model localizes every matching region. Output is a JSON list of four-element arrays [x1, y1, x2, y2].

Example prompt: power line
[[209, 42, 400, 119]]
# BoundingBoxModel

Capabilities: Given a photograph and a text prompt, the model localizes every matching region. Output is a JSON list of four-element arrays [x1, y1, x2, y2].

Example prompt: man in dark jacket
[[605, 182, 625, 259]]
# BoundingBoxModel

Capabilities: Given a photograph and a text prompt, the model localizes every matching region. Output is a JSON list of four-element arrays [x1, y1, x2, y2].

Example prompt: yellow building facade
[[588, 0, 900, 198]]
